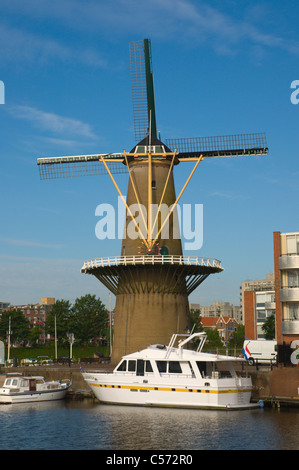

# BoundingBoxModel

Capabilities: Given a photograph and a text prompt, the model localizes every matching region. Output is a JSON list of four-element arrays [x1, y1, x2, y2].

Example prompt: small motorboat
[[0, 374, 71, 404]]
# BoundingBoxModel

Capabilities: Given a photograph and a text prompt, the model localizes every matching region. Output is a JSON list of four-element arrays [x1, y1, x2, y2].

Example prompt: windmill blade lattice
[[37, 153, 128, 180], [167, 132, 268, 160]]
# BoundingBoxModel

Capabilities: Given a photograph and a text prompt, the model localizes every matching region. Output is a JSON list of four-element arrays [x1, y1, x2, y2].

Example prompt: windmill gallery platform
[[2, 364, 298, 407]]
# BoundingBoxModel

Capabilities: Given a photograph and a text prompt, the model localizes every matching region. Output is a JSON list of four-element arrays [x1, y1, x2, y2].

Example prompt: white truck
[[242, 339, 277, 365]]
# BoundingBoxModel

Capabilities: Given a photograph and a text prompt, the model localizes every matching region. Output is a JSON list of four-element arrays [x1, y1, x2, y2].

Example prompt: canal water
[[0, 400, 298, 451]]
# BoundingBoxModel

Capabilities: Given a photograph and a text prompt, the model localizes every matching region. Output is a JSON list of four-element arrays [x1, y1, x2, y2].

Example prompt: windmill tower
[[37, 39, 268, 363]]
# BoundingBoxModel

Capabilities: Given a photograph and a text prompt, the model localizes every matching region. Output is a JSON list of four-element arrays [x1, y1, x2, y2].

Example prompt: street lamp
[[67, 332, 75, 363]]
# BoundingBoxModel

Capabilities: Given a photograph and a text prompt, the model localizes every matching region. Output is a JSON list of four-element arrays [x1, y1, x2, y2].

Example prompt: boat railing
[[157, 373, 194, 380], [165, 332, 207, 359]]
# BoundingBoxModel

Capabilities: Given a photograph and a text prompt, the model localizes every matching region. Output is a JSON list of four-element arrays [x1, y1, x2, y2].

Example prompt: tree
[[261, 314, 276, 340], [71, 294, 107, 344], [45, 299, 72, 344], [0, 309, 30, 345], [189, 308, 203, 333], [29, 325, 43, 345], [204, 328, 223, 349], [228, 324, 245, 349]]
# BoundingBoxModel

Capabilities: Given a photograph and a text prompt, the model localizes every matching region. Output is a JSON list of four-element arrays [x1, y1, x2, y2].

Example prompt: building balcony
[[279, 255, 299, 270], [281, 319, 299, 335], [265, 301, 276, 309], [280, 288, 299, 302]]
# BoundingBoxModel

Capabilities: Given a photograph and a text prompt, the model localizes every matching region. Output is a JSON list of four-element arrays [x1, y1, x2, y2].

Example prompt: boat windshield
[[5, 378, 19, 387], [116, 359, 153, 374]]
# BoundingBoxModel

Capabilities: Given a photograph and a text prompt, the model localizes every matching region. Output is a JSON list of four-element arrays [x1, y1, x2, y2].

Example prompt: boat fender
[[259, 400, 264, 408]]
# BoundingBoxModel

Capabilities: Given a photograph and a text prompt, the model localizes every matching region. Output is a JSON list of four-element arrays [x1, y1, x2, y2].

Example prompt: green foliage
[[189, 308, 203, 332], [29, 325, 44, 345], [0, 309, 30, 345], [3, 344, 109, 362], [203, 328, 223, 349], [0, 295, 109, 350], [261, 314, 276, 340], [45, 299, 72, 344], [44, 295, 108, 345], [227, 324, 245, 349], [71, 294, 107, 344]]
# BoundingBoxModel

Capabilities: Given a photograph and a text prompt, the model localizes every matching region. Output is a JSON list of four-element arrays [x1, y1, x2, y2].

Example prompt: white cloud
[[7, 105, 96, 139], [1, 0, 298, 62], [0, 22, 107, 67]]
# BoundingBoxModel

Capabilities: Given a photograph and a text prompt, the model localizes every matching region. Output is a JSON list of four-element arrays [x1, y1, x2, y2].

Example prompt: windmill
[[37, 39, 268, 363]]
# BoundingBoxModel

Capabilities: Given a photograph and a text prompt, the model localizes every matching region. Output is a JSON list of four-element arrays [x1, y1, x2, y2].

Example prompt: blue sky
[[0, 0, 299, 308]]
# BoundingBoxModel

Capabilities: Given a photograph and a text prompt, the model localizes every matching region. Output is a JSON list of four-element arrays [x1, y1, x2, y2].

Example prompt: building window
[[286, 234, 299, 255], [257, 311, 266, 322], [288, 270, 299, 288], [286, 303, 299, 320]]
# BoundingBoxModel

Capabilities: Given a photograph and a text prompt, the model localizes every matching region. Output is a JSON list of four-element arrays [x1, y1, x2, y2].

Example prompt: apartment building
[[6, 298, 55, 342], [240, 273, 274, 322], [0, 302, 10, 315], [274, 231, 299, 346], [244, 289, 275, 340], [190, 302, 241, 323]]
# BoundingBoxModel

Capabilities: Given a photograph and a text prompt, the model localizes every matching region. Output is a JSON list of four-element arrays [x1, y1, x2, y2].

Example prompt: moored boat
[[0, 374, 71, 404], [82, 332, 257, 410]]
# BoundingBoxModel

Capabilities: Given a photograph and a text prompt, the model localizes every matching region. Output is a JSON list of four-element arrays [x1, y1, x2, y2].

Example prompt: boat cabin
[[115, 354, 237, 380], [3, 375, 45, 391]]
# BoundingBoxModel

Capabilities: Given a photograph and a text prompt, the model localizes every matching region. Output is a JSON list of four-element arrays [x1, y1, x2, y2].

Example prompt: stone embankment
[[250, 366, 299, 407], [1, 363, 298, 406]]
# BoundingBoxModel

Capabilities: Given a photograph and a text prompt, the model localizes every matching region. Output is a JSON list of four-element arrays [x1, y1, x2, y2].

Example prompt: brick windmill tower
[[37, 39, 268, 363]]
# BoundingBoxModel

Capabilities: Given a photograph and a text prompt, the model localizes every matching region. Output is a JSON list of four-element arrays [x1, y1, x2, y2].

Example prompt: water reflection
[[0, 400, 299, 450], [84, 404, 299, 450]]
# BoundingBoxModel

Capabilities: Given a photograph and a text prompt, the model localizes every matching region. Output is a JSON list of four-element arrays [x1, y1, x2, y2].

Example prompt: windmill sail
[[166, 133, 268, 160], [167, 132, 268, 160], [37, 153, 127, 180], [130, 39, 157, 141]]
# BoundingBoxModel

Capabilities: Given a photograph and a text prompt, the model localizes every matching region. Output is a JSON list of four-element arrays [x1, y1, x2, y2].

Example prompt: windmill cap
[[130, 135, 173, 154]]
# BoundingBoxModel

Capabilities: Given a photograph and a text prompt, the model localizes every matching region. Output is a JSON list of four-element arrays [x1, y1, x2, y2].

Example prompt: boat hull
[[0, 387, 69, 404], [83, 374, 257, 410]]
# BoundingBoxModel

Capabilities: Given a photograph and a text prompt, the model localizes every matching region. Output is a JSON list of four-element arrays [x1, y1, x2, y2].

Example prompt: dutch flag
[[242, 342, 251, 361]]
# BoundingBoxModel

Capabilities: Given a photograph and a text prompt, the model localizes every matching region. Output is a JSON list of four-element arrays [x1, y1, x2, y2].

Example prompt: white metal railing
[[81, 255, 223, 271]]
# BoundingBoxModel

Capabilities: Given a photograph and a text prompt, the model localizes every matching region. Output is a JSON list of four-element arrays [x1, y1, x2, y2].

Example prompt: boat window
[[196, 361, 207, 377], [145, 360, 153, 373], [168, 361, 182, 373], [128, 360, 136, 372], [20, 380, 29, 387], [156, 361, 167, 373], [5, 379, 11, 385], [116, 360, 127, 371], [216, 362, 233, 378], [12, 379, 18, 386], [136, 360, 145, 376]]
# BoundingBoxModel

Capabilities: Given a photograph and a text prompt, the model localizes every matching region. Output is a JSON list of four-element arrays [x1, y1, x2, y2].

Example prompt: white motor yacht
[[82, 332, 257, 409]]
